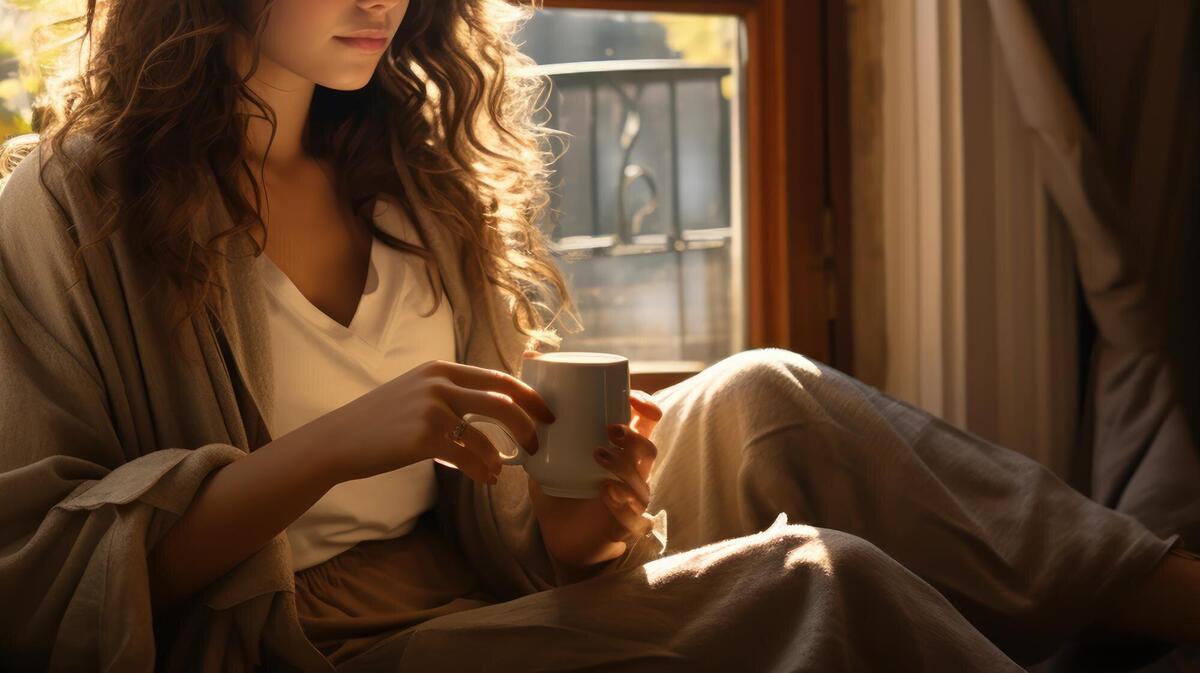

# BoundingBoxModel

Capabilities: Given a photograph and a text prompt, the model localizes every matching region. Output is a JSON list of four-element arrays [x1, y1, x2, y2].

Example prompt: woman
[[0, 0, 1197, 671]]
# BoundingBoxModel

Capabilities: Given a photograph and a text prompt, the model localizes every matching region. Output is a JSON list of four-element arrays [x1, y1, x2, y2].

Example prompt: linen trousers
[[297, 348, 1172, 672]]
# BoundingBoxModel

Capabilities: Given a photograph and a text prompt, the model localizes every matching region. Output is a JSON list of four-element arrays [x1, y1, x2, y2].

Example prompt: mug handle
[[463, 412, 529, 466]]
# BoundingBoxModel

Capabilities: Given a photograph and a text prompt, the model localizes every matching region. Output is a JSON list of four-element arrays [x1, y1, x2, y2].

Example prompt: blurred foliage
[[1, 0, 85, 141], [650, 14, 738, 100], [0, 31, 31, 140]]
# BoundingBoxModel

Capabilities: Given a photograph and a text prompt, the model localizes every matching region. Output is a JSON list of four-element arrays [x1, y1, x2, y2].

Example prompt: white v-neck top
[[255, 195, 456, 572]]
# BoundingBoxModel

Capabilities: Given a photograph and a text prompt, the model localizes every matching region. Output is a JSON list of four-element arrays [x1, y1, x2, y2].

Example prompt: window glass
[[517, 8, 746, 368]]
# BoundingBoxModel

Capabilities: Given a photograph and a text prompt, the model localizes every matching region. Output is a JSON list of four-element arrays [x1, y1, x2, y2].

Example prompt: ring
[[447, 418, 469, 447]]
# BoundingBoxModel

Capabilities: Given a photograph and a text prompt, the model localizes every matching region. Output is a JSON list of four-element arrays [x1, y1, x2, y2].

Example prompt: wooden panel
[[526, 0, 848, 373], [756, 0, 830, 363]]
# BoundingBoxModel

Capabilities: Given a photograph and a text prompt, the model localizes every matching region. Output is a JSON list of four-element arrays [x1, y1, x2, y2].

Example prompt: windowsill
[[630, 360, 707, 394]]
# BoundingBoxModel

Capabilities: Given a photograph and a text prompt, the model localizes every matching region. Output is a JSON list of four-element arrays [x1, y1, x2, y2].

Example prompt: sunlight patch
[[639, 512, 831, 585]]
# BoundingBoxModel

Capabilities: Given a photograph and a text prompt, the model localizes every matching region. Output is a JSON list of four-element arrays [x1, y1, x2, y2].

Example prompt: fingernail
[[608, 424, 625, 440]]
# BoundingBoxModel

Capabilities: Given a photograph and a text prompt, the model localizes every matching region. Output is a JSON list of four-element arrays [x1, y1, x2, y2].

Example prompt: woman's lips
[[334, 36, 388, 53]]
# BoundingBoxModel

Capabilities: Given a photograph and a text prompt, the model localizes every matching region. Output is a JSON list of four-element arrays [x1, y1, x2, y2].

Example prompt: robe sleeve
[[0, 145, 326, 672]]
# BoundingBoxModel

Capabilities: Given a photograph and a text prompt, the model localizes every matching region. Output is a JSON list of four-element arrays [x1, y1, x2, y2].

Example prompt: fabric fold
[[0, 136, 327, 672], [986, 0, 1199, 555]]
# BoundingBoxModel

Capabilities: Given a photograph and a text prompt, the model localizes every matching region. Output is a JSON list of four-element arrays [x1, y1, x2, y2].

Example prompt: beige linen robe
[[0, 134, 645, 671]]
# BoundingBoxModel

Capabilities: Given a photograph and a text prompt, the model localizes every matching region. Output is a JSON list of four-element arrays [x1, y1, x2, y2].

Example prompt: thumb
[[631, 408, 660, 439]]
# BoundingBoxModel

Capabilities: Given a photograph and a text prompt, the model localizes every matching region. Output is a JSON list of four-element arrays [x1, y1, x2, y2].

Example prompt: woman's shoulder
[[0, 132, 119, 322], [0, 132, 108, 249], [1, 131, 101, 190]]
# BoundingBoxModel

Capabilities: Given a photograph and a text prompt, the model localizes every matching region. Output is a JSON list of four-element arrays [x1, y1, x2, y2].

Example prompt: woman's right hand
[[318, 359, 556, 486]]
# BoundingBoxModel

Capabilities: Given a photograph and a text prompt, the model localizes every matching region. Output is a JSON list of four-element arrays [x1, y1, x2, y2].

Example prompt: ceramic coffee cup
[[465, 351, 630, 499]]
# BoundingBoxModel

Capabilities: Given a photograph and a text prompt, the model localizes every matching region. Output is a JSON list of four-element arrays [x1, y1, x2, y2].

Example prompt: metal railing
[[528, 59, 734, 261]]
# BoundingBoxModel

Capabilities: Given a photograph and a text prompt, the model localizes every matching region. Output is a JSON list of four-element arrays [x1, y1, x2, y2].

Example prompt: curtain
[[986, 0, 1198, 545], [986, 1, 1198, 670]]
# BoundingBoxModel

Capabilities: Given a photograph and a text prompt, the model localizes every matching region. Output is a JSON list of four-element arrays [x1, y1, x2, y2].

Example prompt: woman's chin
[[318, 73, 374, 92]]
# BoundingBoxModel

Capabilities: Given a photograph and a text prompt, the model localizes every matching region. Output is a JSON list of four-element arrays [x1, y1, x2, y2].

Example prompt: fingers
[[600, 480, 652, 543], [594, 440, 651, 508], [441, 422, 502, 485], [629, 389, 663, 421], [459, 423, 503, 481], [605, 422, 657, 484], [629, 408, 658, 442], [427, 359, 556, 424], [629, 390, 663, 440], [445, 386, 542, 455]]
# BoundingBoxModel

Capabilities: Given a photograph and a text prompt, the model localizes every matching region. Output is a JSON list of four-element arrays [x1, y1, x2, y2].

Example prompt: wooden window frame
[[520, 0, 852, 393]]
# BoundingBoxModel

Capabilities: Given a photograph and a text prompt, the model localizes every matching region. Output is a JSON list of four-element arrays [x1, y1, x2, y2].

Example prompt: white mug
[[465, 351, 631, 499]]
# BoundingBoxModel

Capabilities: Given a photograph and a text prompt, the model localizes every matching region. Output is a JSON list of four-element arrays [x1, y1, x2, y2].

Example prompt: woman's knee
[[712, 348, 886, 437], [693, 348, 822, 403], [723, 347, 824, 382]]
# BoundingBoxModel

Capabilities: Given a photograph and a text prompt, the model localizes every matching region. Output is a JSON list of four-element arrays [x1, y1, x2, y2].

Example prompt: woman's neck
[[228, 30, 316, 168]]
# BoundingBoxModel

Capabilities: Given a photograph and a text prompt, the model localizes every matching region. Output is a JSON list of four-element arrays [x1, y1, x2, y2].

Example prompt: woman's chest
[[247, 164, 374, 330], [256, 214, 457, 439]]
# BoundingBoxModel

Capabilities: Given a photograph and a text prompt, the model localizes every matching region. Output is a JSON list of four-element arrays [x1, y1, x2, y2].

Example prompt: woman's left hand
[[594, 389, 663, 544], [522, 350, 665, 565]]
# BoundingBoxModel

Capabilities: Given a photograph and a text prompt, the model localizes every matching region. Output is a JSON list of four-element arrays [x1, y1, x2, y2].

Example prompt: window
[[515, 8, 746, 381], [522, 0, 850, 393]]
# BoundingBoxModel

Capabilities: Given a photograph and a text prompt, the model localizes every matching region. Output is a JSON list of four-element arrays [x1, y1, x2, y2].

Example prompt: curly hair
[[0, 0, 581, 371]]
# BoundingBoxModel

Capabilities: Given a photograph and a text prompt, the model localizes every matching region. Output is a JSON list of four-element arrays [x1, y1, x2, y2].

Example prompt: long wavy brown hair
[[0, 0, 581, 372]]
